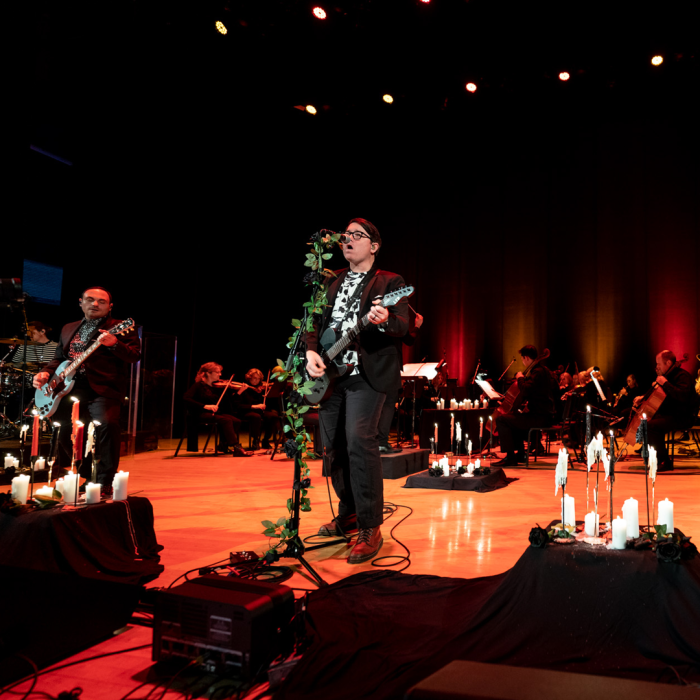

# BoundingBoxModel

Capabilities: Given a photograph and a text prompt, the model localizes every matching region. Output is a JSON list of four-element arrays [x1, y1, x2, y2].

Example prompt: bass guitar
[[488, 348, 550, 436], [34, 318, 135, 418], [304, 285, 414, 405], [623, 353, 688, 445]]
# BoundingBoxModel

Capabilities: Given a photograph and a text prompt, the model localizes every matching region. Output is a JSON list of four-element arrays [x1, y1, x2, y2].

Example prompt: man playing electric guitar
[[33, 287, 141, 494], [305, 218, 409, 564]]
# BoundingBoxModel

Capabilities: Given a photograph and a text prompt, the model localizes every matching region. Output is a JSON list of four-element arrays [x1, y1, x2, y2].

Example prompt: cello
[[623, 353, 688, 445], [489, 348, 550, 436]]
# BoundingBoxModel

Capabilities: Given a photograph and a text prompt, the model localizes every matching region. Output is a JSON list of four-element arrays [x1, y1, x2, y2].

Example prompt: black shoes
[[493, 452, 524, 467], [379, 444, 402, 454], [656, 461, 674, 473]]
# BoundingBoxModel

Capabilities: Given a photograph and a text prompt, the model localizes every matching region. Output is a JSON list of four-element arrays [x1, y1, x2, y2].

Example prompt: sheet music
[[475, 378, 503, 400], [402, 362, 439, 379]]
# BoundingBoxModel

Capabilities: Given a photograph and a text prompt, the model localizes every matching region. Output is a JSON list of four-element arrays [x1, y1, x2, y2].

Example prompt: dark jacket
[[305, 267, 410, 394], [656, 366, 698, 425], [513, 365, 558, 418], [42, 317, 141, 400]]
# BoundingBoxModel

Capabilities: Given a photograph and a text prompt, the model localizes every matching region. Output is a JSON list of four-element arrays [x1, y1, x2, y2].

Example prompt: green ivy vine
[[260, 230, 341, 562]]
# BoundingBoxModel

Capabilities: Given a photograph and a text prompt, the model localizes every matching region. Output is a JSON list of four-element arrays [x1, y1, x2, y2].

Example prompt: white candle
[[34, 457, 46, 471], [584, 511, 600, 536], [4, 454, 13, 468], [456, 423, 462, 442], [475, 459, 481, 469], [561, 494, 576, 527], [85, 482, 101, 505], [455, 459, 462, 469], [466, 461, 475, 475], [474, 399, 479, 409], [657, 498, 674, 534], [11, 474, 30, 504], [622, 497, 639, 538], [439, 457, 450, 476], [648, 446, 658, 481], [34, 485, 55, 498], [63, 472, 79, 504], [55, 478, 65, 497], [483, 399, 489, 409], [113, 471, 129, 501], [467, 439, 472, 455], [611, 516, 627, 549], [438, 399, 444, 410], [12, 458, 19, 469]]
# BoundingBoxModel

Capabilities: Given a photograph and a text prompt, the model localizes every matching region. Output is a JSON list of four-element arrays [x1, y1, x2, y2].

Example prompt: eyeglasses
[[341, 231, 371, 242]]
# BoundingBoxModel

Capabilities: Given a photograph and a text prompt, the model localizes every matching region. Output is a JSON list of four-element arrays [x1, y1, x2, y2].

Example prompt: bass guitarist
[[632, 349, 697, 472], [305, 219, 408, 564], [33, 287, 141, 493]]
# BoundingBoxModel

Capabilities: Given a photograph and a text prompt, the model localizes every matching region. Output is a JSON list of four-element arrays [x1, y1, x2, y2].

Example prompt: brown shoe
[[318, 513, 358, 537], [347, 527, 383, 564]]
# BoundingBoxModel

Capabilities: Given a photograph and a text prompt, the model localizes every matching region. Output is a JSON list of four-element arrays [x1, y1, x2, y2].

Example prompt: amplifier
[[153, 574, 294, 677]]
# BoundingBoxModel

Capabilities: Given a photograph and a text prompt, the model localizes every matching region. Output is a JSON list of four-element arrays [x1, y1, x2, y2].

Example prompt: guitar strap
[[331, 267, 378, 331]]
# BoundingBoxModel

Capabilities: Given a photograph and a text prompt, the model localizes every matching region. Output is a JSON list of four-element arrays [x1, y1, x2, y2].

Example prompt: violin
[[213, 380, 272, 392]]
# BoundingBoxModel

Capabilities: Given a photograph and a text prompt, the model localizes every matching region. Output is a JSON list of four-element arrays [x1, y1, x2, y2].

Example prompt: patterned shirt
[[69, 318, 105, 375], [329, 271, 367, 376]]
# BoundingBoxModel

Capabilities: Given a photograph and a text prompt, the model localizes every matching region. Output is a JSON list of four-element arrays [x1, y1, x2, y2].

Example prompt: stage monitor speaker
[[0, 566, 142, 686], [405, 660, 690, 700]]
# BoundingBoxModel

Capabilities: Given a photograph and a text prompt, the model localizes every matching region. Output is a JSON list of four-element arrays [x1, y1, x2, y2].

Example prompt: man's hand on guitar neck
[[306, 350, 326, 378], [98, 331, 117, 347], [33, 371, 50, 389]]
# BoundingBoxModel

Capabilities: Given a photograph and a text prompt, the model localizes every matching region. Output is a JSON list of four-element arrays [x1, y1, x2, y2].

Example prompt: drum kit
[[0, 337, 40, 437]]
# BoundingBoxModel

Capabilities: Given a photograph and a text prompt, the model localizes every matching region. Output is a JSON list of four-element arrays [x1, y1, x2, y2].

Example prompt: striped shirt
[[10, 342, 59, 367]]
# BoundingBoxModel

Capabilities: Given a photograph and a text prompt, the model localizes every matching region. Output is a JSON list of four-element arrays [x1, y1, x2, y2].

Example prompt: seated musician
[[613, 374, 642, 419], [183, 362, 253, 457], [633, 350, 698, 472], [234, 368, 281, 450], [494, 345, 557, 466], [10, 321, 59, 366]]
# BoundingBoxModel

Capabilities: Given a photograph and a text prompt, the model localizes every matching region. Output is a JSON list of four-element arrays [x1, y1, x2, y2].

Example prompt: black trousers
[[647, 414, 685, 464], [496, 411, 553, 456], [200, 411, 242, 447], [376, 389, 399, 446], [53, 381, 123, 487], [318, 375, 386, 529]]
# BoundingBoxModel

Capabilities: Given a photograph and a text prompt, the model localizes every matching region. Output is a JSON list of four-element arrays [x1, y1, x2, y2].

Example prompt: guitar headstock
[[381, 285, 415, 307], [109, 318, 135, 336]]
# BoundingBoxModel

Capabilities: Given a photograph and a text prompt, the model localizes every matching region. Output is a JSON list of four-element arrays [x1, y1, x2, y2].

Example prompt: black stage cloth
[[0, 496, 163, 585], [404, 467, 512, 492], [278, 539, 700, 700], [420, 408, 494, 453]]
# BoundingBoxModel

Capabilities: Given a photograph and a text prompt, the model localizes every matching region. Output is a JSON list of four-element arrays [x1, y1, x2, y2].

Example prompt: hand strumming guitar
[[306, 350, 327, 378]]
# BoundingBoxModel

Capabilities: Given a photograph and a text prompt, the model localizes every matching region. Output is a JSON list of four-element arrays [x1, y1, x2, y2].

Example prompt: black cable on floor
[[372, 502, 413, 573]]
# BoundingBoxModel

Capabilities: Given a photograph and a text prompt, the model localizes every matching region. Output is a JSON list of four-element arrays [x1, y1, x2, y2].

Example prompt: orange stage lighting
[[651, 55, 663, 66], [305, 105, 317, 115], [215, 21, 227, 35], [313, 7, 327, 20], [559, 72, 570, 81], [383, 94, 394, 104], [466, 83, 477, 93]]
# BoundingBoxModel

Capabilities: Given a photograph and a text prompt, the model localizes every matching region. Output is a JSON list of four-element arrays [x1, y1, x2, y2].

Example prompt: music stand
[[402, 363, 439, 448]]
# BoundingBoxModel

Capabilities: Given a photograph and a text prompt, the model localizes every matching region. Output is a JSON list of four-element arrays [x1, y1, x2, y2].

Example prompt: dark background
[[8, 0, 699, 423]]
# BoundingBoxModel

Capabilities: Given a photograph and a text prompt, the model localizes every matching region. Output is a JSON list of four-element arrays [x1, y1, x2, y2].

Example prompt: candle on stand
[[611, 516, 627, 549], [479, 418, 483, 438], [622, 497, 639, 538], [11, 474, 31, 504], [561, 494, 576, 527], [657, 498, 674, 533], [584, 511, 599, 537], [85, 482, 101, 505], [450, 413, 455, 449], [467, 438, 472, 457], [85, 422, 96, 458], [585, 405, 592, 446], [475, 458, 481, 469], [466, 461, 474, 475], [31, 414, 40, 456], [113, 471, 129, 501], [20, 424, 29, 447], [456, 422, 462, 453], [434, 423, 438, 450], [455, 459, 462, 470], [73, 422, 84, 463]]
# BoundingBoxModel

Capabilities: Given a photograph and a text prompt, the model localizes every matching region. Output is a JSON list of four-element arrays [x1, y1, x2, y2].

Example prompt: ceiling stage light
[[383, 94, 394, 104], [215, 21, 227, 35], [559, 72, 570, 81], [465, 83, 477, 93], [651, 55, 663, 66], [313, 7, 327, 19], [305, 105, 317, 115]]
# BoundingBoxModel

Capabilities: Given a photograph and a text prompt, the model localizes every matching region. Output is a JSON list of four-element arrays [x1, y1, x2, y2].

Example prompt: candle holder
[[429, 437, 436, 455]]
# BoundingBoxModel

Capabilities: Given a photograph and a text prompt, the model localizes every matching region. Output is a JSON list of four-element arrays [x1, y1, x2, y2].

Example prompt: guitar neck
[[60, 337, 105, 379], [324, 313, 372, 363]]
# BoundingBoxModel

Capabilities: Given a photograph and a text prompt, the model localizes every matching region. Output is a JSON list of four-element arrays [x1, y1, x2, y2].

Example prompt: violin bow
[[215, 373, 236, 408], [262, 369, 273, 407]]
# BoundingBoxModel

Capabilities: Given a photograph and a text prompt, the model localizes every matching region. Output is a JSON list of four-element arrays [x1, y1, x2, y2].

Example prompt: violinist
[[231, 368, 281, 451], [183, 363, 254, 457], [494, 345, 557, 467], [632, 350, 697, 472], [613, 374, 642, 418]]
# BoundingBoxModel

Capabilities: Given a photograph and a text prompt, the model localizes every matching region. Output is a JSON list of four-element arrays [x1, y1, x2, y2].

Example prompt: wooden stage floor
[[6, 436, 700, 698]]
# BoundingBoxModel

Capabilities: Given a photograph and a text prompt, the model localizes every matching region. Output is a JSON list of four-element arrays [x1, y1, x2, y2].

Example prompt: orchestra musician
[[233, 368, 281, 450], [494, 345, 558, 467], [183, 362, 254, 457], [32, 287, 141, 492], [306, 218, 408, 564], [632, 350, 698, 472], [613, 374, 642, 418]]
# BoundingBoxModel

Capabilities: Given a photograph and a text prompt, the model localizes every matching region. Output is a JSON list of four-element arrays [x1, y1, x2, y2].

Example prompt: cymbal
[[0, 338, 38, 346], [5, 362, 41, 372]]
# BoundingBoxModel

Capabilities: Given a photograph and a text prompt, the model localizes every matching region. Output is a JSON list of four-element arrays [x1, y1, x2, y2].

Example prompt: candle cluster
[[437, 398, 489, 410]]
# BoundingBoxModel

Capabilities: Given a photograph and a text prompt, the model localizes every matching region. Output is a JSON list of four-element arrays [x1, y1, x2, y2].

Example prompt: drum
[[0, 368, 22, 398]]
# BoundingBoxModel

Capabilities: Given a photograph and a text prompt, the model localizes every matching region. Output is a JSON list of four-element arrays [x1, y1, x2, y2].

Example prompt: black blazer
[[306, 267, 409, 394], [43, 317, 141, 400]]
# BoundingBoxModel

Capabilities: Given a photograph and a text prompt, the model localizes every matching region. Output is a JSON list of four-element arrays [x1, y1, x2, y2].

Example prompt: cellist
[[632, 350, 697, 472], [494, 345, 558, 467]]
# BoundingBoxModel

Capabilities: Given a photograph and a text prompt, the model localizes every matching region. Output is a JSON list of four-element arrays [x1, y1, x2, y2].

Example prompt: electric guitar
[[304, 285, 414, 405], [34, 319, 135, 417]]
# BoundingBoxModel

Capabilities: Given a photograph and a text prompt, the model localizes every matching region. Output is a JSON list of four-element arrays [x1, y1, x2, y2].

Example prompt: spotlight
[[651, 55, 663, 66], [465, 83, 477, 93], [215, 21, 227, 35], [312, 7, 327, 19], [558, 72, 570, 81], [305, 105, 317, 115], [382, 94, 394, 104]]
